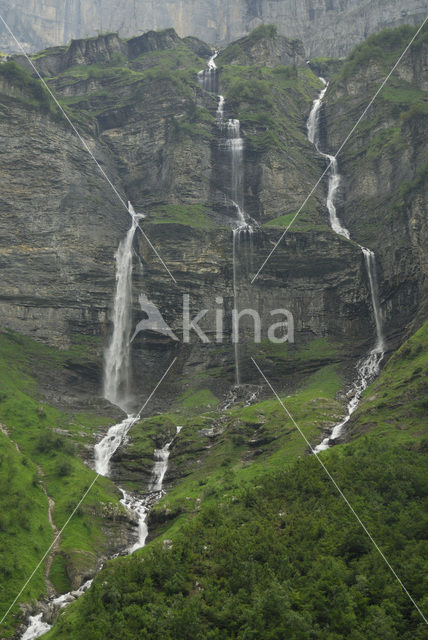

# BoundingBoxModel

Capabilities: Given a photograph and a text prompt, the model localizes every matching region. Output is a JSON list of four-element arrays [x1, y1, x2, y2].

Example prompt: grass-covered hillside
[[0, 21, 426, 640], [0, 332, 126, 637], [42, 322, 428, 639]]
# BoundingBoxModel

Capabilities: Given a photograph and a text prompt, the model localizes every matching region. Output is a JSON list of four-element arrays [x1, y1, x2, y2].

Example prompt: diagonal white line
[[0, 357, 177, 627], [134, 356, 177, 421], [251, 357, 428, 626], [251, 15, 428, 283], [0, 14, 177, 284], [0, 474, 98, 627]]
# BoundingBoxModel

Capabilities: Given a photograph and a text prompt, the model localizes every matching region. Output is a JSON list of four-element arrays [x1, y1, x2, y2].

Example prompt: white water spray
[[103, 203, 143, 412], [19, 581, 93, 640], [197, 51, 218, 92], [20, 615, 51, 640], [307, 79, 386, 451]]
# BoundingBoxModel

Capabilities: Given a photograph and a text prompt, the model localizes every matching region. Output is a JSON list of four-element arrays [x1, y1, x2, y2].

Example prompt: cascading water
[[205, 63, 254, 385], [118, 425, 183, 554], [20, 616, 50, 640], [103, 202, 143, 413], [19, 581, 93, 639], [307, 78, 386, 451], [94, 415, 135, 476], [20, 422, 182, 639], [222, 115, 253, 384], [197, 51, 219, 93], [19, 203, 179, 639]]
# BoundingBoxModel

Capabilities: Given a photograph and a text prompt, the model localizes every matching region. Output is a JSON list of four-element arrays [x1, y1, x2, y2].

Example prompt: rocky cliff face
[[0, 0, 426, 58], [0, 26, 427, 639], [0, 28, 384, 412], [322, 25, 428, 348]]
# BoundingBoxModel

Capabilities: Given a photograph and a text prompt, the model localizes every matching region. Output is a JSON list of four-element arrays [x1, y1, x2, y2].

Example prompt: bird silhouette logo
[[130, 294, 178, 342]]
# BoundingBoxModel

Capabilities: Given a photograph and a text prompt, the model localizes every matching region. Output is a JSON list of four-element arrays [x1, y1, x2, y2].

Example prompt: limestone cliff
[[322, 25, 428, 348], [0, 28, 382, 412], [0, 0, 426, 58]]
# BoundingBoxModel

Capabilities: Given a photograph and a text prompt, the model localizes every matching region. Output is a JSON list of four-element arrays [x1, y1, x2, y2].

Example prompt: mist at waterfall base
[[307, 79, 385, 453], [19, 203, 179, 640]]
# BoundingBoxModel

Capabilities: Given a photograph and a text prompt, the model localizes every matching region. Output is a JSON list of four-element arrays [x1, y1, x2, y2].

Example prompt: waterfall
[[94, 415, 181, 553], [307, 80, 350, 239], [307, 79, 386, 451], [20, 421, 182, 639], [94, 415, 135, 476], [20, 615, 51, 640], [19, 581, 93, 640], [216, 94, 225, 123], [363, 248, 385, 354], [103, 202, 143, 413], [18, 201, 178, 639], [120, 425, 183, 553], [197, 51, 218, 93], [225, 115, 252, 385], [149, 441, 173, 492], [198, 53, 254, 385], [232, 229, 241, 385]]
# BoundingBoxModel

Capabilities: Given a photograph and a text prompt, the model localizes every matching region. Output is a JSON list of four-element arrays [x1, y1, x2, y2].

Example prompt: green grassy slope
[[44, 320, 428, 639], [349, 320, 428, 442], [0, 332, 125, 637]]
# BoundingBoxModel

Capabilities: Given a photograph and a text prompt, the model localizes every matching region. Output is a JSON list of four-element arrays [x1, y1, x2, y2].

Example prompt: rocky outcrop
[[0, 27, 425, 412], [0, 0, 425, 58], [217, 26, 305, 67], [322, 29, 428, 349]]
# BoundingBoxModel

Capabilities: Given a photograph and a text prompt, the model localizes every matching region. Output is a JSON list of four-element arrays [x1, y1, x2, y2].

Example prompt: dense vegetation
[[0, 332, 123, 637], [0, 60, 59, 115], [46, 435, 428, 639], [42, 322, 428, 639]]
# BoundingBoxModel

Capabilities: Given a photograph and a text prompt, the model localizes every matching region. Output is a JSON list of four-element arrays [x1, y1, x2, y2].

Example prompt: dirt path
[[0, 423, 61, 597], [0, 422, 21, 452], [37, 466, 61, 597]]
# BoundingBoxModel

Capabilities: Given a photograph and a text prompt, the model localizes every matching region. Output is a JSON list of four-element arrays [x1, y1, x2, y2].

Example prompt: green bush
[[0, 61, 57, 114]]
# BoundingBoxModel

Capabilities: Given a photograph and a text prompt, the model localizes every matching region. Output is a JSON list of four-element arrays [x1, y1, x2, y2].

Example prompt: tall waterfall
[[103, 202, 142, 412], [307, 79, 386, 451], [200, 53, 254, 385], [18, 202, 179, 639]]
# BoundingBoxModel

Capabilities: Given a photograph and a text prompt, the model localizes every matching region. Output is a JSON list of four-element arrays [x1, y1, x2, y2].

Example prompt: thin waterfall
[[307, 79, 386, 451], [119, 425, 182, 554], [225, 116, 252, 385], [199, 52, 254, 385], [103, 202, 142, 412], [232, 229, 241, 385], [363, 248, 384, 354]]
